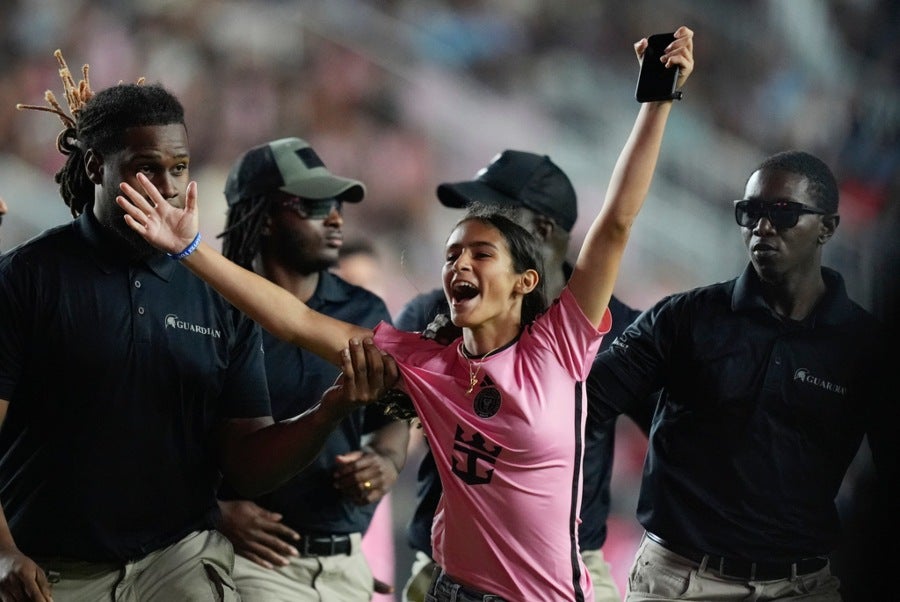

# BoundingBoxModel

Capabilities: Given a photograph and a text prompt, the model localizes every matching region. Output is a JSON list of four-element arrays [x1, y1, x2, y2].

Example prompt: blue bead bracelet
[[168, 232, 201, 260]]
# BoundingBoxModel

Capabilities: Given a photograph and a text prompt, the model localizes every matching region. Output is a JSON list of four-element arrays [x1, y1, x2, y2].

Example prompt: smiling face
[[441, 218, 539, 343], [741, 167, 836, 284], [89, 123, 190, 258]]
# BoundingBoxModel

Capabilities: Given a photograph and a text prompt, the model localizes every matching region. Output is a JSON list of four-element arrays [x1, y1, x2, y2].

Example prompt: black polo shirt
[[219, 271, 395, 535], [0, 211, 270, 562], [589, 264, 894, 561], [396, 281, 650, 555]]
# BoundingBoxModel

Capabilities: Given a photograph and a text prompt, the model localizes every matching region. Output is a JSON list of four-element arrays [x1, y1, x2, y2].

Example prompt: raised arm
[[117, 175, 371, 364], [568, 26, 694, 326], [0, 402, 53, 602]]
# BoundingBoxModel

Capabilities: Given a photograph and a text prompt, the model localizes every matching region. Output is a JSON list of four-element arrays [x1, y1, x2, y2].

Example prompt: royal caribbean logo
[[793, 368, 846, 395], [165, 314, 222, 339]]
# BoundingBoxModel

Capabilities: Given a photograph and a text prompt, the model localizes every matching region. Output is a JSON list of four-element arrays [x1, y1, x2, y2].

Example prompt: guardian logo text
[[165, 314, 222, 339], [793, 369, 846, 395]]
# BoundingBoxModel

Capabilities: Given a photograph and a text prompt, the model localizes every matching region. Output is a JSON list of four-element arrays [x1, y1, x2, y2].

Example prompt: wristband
[[168, 232, 201, 260]]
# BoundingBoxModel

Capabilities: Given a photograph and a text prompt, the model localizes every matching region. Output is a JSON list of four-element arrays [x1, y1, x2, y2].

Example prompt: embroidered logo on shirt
[[451, 425, 502, 485], [473, 387, 501, 418], [793, 369, 846, 395], [164, 314, 222, 339]]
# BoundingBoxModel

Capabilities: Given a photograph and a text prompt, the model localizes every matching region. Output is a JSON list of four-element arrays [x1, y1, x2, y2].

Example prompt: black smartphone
[[635, 32, 679, 102]]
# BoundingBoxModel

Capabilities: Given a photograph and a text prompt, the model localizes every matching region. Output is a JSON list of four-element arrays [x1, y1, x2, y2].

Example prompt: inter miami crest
[[472, 376, 501, 418]]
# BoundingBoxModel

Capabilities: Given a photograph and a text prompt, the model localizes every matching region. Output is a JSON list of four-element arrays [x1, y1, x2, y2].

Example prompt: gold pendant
[[466, 373, 478, 395]]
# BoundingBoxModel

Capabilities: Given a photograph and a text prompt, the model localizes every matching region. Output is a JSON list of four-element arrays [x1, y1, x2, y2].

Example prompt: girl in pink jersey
[[117, 27, 694, 600]]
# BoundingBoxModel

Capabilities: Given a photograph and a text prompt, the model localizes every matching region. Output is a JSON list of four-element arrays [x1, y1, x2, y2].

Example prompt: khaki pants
[[582, 548, 622, 602], [233, 532, 373, 602], [402, 549, 621, 602], [626, 533, 841, 601], [38, 530, 238, 601]]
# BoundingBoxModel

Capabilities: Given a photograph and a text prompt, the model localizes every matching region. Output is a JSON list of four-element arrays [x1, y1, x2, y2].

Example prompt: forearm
[[224, 402, 350, 497], [601, 100, 673, 230], [364, 421, 410, 475], [570, 100, 674, 322], [0, 407, 14, 550], [580, 100, 673, 268], [0, 504, 18, 552], [182, 243, 371, 364]]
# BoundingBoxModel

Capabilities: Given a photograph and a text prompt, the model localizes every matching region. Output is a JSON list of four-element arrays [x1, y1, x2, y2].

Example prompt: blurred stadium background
[[1, 1, 896, 599]]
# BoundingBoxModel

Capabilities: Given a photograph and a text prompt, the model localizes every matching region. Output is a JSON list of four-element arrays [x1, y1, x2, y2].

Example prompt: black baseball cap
[[436, 150, 577, 232], [224, 137, 365, 206]]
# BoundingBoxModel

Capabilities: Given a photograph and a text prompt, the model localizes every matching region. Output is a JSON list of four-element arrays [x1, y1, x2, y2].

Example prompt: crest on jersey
[[473, 383, 501, 418]]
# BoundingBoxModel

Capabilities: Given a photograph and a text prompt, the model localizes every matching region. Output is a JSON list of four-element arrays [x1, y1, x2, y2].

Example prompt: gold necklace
[[458, 343, 505, 395]]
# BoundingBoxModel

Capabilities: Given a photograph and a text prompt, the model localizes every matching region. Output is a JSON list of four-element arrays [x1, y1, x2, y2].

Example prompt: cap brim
[[436, 180, 521, 209], [282, 174, 365, 203]]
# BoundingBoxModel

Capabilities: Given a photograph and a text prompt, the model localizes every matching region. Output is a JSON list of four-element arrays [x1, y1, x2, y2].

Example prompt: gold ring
[[363, 480, 372, 490]]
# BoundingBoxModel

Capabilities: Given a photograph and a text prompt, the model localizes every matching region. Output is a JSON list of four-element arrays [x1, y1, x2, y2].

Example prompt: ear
[[515, 269, 540, 295], [818, 213, 840, 245], [531, 214, 555, 243], [85, 149, 103, 185]]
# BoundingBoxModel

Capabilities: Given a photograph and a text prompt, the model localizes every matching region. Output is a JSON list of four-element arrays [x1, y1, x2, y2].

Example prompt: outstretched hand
[[116, 172, 200, 255], [634, 25, 694, 90]]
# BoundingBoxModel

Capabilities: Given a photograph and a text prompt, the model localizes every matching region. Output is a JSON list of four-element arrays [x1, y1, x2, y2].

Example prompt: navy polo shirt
[[395, 278, 649, 555], [0, 211, 270, 562], [219, 270, 395, 535], [589, 265, 894, 561]]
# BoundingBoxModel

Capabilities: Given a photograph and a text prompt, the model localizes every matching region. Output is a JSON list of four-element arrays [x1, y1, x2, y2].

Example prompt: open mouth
[[449, 280, 479, 305]]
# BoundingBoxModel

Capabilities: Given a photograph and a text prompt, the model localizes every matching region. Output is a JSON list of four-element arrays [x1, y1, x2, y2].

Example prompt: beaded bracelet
[[167, 232, 201, 260]]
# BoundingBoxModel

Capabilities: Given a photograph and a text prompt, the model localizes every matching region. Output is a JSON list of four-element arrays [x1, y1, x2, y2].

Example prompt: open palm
[[116, 172, 200, 255]]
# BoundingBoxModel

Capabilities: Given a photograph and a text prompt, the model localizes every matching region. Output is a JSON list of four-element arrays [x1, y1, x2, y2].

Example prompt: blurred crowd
[[2, 1, 897, 308], [0, 0, 896, 597]]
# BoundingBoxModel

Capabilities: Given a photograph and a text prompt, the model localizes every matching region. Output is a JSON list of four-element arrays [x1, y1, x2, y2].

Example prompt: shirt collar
[[74, 209, 177, 280], [310, 270, 351, 308], [732, 263, 854, 326]]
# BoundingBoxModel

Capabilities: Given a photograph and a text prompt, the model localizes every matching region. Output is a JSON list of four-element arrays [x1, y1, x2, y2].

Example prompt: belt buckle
[[328, 534, 338, 556], [301, 535, 324, 556]]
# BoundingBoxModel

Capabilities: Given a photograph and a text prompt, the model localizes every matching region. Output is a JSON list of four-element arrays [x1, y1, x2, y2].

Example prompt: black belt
[[429, 566, 506, 602], [299, 534, 352, 556], [646, 532, 828, 581]]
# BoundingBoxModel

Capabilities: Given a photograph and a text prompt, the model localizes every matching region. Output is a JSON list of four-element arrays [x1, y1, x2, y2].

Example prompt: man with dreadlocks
[[214, 137, 409, 602], [0, 52, 396, 601]]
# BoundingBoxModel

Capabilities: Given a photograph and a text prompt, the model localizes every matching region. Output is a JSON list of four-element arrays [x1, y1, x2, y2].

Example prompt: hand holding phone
[[635, 32, 680, 102]]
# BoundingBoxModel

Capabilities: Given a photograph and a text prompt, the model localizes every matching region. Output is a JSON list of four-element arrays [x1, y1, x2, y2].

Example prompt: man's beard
[[268, 230, 336, 275], [97, 205, 160, 260]]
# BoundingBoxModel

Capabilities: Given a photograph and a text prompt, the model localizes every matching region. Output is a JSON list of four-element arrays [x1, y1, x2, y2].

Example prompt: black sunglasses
[[278, 196, 342, 220], [733, 199, 827, 230]]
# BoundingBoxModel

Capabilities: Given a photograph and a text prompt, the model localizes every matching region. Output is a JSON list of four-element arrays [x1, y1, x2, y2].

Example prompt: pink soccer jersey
[[374, 288, 610, 600]]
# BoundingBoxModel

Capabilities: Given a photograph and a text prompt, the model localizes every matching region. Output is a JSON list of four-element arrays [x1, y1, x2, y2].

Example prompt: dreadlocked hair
[[219, 196, 271, 269], [16, 49, 184, 217]]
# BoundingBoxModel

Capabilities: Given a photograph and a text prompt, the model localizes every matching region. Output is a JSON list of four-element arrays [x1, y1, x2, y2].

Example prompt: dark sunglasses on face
[[733, 199, 827, 230], [278, 197, 342, 220]]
